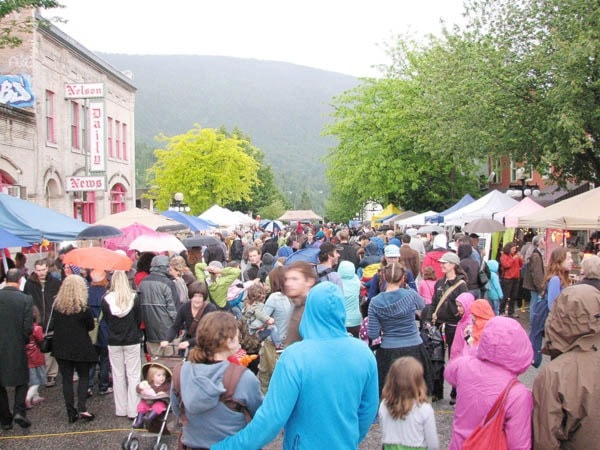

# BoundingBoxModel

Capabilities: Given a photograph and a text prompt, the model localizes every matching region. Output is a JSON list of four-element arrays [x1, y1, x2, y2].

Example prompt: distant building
[[0, 8, 136, 222]]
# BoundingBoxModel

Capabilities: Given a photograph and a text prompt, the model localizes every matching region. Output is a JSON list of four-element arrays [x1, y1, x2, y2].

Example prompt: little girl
[[417, 266, 437, 305], [243, 284, 283, 350], [25, 306, 46, 409], [132, 363, 171, 429], [379, 356, 439, 450]]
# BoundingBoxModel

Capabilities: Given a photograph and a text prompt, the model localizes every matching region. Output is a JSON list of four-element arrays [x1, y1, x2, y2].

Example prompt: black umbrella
[[182, 235, 220, 247], [76, 225, 124, 240]]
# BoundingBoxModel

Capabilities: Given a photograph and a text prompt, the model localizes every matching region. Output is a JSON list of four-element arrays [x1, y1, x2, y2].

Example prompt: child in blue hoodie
[[486, 260, 503, 315]]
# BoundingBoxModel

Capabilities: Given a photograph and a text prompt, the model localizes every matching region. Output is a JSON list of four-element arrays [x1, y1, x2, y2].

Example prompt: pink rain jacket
[[449, 292, 475, 360], [445, 316, 533, 450]]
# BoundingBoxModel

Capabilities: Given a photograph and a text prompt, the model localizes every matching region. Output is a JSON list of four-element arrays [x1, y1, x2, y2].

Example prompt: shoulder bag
[[462, 378, 519, 450], [40, 302, 55, 353], [432, 280, 466, 324]]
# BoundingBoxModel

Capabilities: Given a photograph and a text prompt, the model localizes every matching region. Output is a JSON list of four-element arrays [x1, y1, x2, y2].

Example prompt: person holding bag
[[444, 316, 533, 450]]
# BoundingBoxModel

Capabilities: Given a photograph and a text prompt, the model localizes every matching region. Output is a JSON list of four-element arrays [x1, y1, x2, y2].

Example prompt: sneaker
[[511, 313, 520, 319], [32, 397, 45, 405], [45, 377, 56, 387], [13, 413, 31, 429], [98, 387, 113, 395], [87, 388, 93, 398]]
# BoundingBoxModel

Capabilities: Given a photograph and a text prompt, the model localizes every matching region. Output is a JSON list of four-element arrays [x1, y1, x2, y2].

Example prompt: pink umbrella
[[104, 223, 159, 258]]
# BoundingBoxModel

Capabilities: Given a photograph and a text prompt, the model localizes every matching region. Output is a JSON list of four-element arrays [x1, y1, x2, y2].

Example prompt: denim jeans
[[89, 346, 111, 392]]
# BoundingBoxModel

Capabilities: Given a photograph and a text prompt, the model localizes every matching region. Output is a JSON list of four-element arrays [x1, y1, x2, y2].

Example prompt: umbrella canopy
[[63, 247, 133, 271], [262, 220, 283, 233], [0, 227, 32, 248], [182, 235, 220, 248], [463, 218, 506, 233], [76, 224, 124, 240], [104, 223, 159, 256], [129, 233, 186, 254], [95, 208, 187, 232], [417, 225, 445, 234], [285, 247, 320, 265]]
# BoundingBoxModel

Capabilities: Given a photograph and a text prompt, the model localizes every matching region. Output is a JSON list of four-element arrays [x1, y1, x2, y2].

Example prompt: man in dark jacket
[[24, 259, 61, 387], [138, 256, 179, 356], [523, 235, 545, 322], [336, 229, 359, 270], [229, 231, 244, 262], [0, 269, 33, 429]]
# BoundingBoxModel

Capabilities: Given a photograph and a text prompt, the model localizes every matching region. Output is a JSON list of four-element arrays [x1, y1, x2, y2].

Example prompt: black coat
[[24, 274, 61, 328], [0, 287, 33, 386], [50, 308, 97, 362]]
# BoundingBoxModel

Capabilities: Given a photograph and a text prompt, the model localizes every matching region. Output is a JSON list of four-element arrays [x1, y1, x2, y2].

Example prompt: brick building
[[0, 9, 136, 222]]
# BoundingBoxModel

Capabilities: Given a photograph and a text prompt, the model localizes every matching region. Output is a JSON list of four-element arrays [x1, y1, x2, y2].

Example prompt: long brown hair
[[544, 247, 571, 291], [188, 311, 238, 363], [382, 357, 428, 420]]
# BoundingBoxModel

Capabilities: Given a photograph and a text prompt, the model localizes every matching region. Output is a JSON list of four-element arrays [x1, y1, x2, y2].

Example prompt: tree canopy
[[324, 0, 599, 222], [147, 125, 260, 214], [0, 1, 61, 48]]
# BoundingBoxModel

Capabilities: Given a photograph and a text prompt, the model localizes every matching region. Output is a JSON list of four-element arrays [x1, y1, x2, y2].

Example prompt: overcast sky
[[47, 0, 466, 77]]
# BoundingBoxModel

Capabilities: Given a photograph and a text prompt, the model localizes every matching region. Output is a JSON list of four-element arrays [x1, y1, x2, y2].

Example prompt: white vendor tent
[[444, 190, 518, 227], [518, 187, 600, 229]]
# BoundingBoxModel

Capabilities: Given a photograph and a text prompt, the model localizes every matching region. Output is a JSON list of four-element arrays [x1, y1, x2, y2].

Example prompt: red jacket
[[500, 253, 523, 279], [26, 324, 45, 368]]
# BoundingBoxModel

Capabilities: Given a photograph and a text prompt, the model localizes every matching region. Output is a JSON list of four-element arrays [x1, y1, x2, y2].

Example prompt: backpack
[[478, 259, 491, 288], [317, 267, 333, 283], [172, 361, 251, 426]]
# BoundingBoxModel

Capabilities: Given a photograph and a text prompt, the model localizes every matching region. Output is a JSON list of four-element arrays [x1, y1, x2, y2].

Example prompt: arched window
[[0, 170, 16, 195], [110, 184, 126, 214]]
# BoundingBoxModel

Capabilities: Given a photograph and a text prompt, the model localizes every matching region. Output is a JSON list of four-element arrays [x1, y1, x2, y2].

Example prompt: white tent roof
[[199, 205, 255, 227], [444, 190, 519, 226], [395, 210, 438, 226]]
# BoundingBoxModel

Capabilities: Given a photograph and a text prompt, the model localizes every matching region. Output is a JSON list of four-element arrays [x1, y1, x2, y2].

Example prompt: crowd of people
[[0, 223, 599, 449]]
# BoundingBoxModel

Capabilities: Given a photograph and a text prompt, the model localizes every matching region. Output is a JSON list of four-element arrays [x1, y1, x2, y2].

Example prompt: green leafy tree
[[147, 125, 260, 214], [0, 1, 62, 48], [325, 75, 478, 222]]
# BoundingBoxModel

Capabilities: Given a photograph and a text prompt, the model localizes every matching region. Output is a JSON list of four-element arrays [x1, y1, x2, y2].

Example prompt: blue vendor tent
[[161, 211, 216, 232], [425, 194, 475, 224], [0, 193, 87, 243]]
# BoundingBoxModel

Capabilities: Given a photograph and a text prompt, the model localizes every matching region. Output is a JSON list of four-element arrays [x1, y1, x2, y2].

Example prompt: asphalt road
[[0, 313, 540, 450]]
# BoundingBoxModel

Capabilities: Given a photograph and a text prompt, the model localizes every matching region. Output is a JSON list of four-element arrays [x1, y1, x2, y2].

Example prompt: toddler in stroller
[[132, 362, 172, 429]]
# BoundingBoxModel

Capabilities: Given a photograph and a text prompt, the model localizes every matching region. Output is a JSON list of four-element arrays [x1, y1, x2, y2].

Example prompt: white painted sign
[[64, 82, 105, 99], [65, 176, 106, 192], [89, 101, 106, 172]]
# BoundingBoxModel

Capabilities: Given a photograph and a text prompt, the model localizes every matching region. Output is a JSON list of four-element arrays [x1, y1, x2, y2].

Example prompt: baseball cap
[[384, 244, 400, 258], [315, 231, 325, 239], [438, 252, 460, 265]]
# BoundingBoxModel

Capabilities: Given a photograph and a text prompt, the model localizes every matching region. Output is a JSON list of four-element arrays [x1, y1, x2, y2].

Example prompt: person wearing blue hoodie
[[170, 311, 263, 449], [338, 261, 363, 337], [212, 282, 379, 450], [486, 259, 503, 315]]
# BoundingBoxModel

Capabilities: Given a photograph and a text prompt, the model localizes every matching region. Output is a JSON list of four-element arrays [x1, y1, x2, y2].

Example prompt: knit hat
[[384, 244, 400, 258], [208, 260, 223, 270]]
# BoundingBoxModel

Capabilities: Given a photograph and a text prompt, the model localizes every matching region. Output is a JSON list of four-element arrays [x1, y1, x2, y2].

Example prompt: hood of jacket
[[370, 237, 385, 255], [180, 361, 229, 415], [476, 316, 532, 375], [299, 282, 347, 340], [104, 291, 136, 318], [261, 253, 274, 266], [457, 243, 472, 260], [338, 260, 357, 279], [364, 242, 379, 257], [456, 292, 475, 327], [486, 259, 499, 273], [543, 283, 600, 356]]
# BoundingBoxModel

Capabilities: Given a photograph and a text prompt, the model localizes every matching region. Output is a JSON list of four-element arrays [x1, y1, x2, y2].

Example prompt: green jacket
[[195, 263, 241, 308]]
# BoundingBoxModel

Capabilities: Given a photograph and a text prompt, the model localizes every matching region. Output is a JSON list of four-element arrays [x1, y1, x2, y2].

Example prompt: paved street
[[0, 313, 540, 450]]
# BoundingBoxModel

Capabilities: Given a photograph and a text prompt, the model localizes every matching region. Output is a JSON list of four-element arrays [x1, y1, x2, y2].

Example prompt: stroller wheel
[[122, 437, 140, 450], [152, 443, 168, 450]]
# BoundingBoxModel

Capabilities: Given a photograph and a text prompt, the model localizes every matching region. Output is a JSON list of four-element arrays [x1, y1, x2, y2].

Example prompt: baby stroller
[[122, 356, 183, 450]]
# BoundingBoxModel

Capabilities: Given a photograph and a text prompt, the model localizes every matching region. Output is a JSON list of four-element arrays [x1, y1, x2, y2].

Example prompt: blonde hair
[[382, 357, 428, 420], [146, 365, 167, 384], [54, 275, 89, 314], [108, 271, 135, 311], [170, 255, 186, 275]]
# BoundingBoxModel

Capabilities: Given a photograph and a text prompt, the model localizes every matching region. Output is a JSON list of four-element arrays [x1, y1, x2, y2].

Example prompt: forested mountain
[[100, 54, 359, 213]]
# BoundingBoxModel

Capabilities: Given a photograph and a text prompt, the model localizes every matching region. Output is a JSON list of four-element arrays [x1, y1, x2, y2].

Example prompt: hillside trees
[[147, 125, 260, 214]]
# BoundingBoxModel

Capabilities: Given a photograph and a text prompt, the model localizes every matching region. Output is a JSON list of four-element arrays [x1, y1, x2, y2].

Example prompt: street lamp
[[506, 179, 541, 198], [168, 192, 191, 212]]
